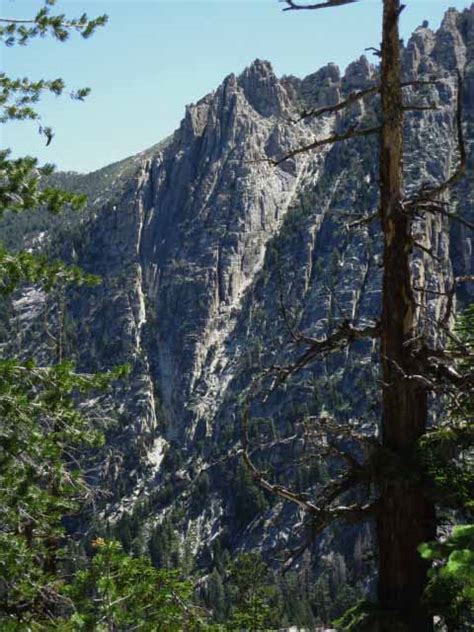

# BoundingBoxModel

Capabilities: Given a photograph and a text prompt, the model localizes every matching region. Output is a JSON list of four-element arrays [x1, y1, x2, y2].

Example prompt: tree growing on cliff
[[242, 2, 473, 630]]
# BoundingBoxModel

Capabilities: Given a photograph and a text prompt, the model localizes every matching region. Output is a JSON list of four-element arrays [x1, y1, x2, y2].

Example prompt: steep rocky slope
[[7, 5, 474, 601]]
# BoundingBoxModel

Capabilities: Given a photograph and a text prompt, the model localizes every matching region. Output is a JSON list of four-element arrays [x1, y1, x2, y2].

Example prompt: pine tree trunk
[[376, 1, 436, 629]]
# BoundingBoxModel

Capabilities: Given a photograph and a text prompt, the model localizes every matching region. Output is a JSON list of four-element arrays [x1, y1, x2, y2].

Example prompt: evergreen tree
[[419, 525, 474, 631], [148, 517, 181, 569], [0, 2, 112, 626], [418, 304, 474, 630], [0, 360, 126, 624], [205, 568, 227, 623], [225, 553, 280, 631], [63, 538, 198, 631], [233, 461, 268, 529]]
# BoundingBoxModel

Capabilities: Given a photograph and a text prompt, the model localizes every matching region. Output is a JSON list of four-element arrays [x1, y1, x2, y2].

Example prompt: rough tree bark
[[243, 1, 464, 628], [377, 1, 436, 629]]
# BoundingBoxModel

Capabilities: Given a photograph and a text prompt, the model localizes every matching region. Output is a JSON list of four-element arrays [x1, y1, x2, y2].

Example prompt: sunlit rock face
[[10, 4, 474, 589]]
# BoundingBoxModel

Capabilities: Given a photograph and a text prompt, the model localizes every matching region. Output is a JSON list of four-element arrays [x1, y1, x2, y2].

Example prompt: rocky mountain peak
[[296, 62, 341, 110], [177, 58, 294, 149], [403, 22, 437, 78], [180, 94, 213, 143], [409, 22, 436, 56], [431, 4, 472, 70], [238, 58, 291, 117], [342, 55, 375, 92], [244, 57, 274, 78]]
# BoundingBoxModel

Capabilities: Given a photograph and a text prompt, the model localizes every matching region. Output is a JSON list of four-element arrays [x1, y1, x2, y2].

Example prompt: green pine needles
[[64, 538, 199, 631]]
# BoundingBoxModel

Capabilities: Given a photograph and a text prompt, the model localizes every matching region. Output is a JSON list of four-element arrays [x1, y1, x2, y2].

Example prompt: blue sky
[[2, 1, 471, 173]]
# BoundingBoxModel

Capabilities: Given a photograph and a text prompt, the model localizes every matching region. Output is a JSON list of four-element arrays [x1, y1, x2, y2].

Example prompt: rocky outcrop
[[9, 3, 474, 595]]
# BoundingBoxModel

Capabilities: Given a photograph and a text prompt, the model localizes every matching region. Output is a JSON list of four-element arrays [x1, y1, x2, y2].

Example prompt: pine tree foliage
[[0, 0, 107, 46], [233, 461, 268, 528], [0, 2, 116, 627], [63, 538, 198, 631], [1, 1, 107, 214], [0, 360, 127, 624], [0, 244, 99, 295], [420, 525, 474, 630], [418, 305, 474, 630], [222, 553, 281, 631]]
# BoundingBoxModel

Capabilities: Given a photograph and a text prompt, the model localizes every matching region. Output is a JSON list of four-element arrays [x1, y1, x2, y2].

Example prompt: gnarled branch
[[414, 346, 473, 392], [402, 104, 439, 112], [412, 240, 443, 262], [271, 125, 381, 166], [410, 201, 474, 231], [281, 0, 359, 11], [270, 319, 380, 383], [241, 408, 374, 525], [294, 85, 379, 123], [294, 79, 441, 123], [346, 210, 380, 229]]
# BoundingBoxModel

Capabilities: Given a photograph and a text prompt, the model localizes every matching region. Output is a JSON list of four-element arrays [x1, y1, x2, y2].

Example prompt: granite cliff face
[[8, 5, 474, 591]]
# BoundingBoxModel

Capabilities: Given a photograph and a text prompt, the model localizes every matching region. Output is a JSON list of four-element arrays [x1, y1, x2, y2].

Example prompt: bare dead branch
[[294, 85, 379, 123], [454, 274, 474, 285], [266, 80, 441, 167], [402, 104, 439, 112], [415, 347, 473, 391], [241, 407, 375, 538], [412, 240, 443, 262], [443, 279, 457, 328], [270, 319, 380, 383], [347, 211, 380, 229], [294, 79, 441, 123], [281, 0, 359, 11], [386, 356, 436, 389], [280, 498, 377, 571], [413, 286, 449, 299], [242, 409, 319, 512], [422, 313, 471, 355], [303, 414, 380, 451], [420, 347, 474, 361], [271, 125, 381, 166], [303, 430, 364, 471], [420, 203, 474, 231], [365, 46, 382, 57]]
